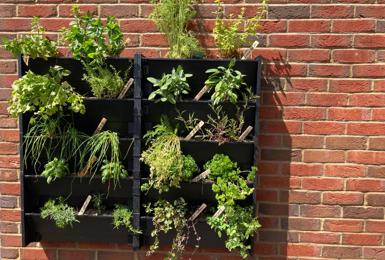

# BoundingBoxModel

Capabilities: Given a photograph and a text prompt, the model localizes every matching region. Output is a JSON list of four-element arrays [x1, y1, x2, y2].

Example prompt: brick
[[303, 122, 345, 135], [0, 60, 16, 74], [289, 78, 327, 92], [328, 108, 371, 121], [369, 137, 385, 150], [307, 93, 348, 106], [343, 233, 382, 246], [100, 5, 138, 18], [353, 65, 385, 77], [333, 49, 375, 63], [282, 163, 323, 176], [324, 219, 363, 232], [286, 244, 320, 257], [368, 166, 385, 178], [0, 5, 16, 17], [367, 193, 385, 206], [312, 5, 354, 18], [302, 177, 344, 190], [259, 20, 287, 33], [0, 209, 20, 221], [265, 63, 307, 77], [332, 19, 375, 32], [323, 192, 364, 205], [325, 136, 366, 150], [261, 149, 301, 162], [356, 5, 385, 18], [366, 221, 385, 232], [347, 123, 385, 135], [324, 164, 365, 177], [141, 34, 168, 47], [18, 5, 57, 17], [285, 135, 324, 149], [300, 232, 340, 244], [343, 206, 384, 219], [39, 18, 71, 31], [268, 5, 310, 19], [301, 205, 341, 218], [309, 64, 350, 77], [0, 196, 17, 208], [288, 49, 330, 62], [0, 130, 19, 142], [260, 121, 302, 134], [120, 19, 157, 32], [0, 183, 20, 195], [0, 18, 31, 31], [252, 49, 287, 61], [312, 35, 352, 48], [348, 151, 385, 165], [259, 203, 290, 216], [269, 34, 309, 47], [0, 221, 18, 233], [0, 142, 18, 155], [323, 246, 361, 258], [0, 234, 21, 247], [288, 190, 321, 204], [21, 249, 56, 260], [263, 92, 305, 106], [260, 176, 290, 189], [1, 248, 18, 259], [283, 107, 325, 120], [330, 79, 371, 93], [373, 108, 385, 120], [58, 250, 95, 260], [288, 20, 330, 32], [363, 248, 385, 259], [58, 5, 98, 17], [355, 35, 385, 48], [256, 190, 278, 202]]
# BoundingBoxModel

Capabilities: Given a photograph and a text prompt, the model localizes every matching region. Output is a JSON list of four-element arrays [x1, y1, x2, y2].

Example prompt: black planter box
[[19, 54, 262, 253]]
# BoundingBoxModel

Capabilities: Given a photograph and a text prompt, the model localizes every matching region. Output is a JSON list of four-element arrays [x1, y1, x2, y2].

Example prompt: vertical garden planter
[[19, 54, 262, 252]]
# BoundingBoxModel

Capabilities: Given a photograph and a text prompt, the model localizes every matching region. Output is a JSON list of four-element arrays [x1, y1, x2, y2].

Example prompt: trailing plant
[[61, 5, 124, 65], [204, 154, 259, 258], [92, 193, 106, 214], [147, 66, 192, 104], [145, 198, 189, 259], [41, 157, 69, 184], [150, 0, 202, 58], [80, 131, 129, 186], [8, 66, 85, 119], [141, 116, 198, 193], [213, 0, 267, 58], [83, 63, 130, 98], [112, 205, 141, 234], [207, 205, 261, 259], [100, 160, 128, 186], [205, 59, 247, 105], [41, 198, 78, 228], [3, 17, 58, 60]]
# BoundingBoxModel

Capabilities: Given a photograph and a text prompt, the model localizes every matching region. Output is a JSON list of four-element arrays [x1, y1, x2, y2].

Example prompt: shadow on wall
[[254, 53, 293, 259]]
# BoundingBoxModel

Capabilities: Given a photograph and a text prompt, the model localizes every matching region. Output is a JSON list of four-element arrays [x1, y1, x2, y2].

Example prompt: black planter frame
[[19, 54, 262, 253]]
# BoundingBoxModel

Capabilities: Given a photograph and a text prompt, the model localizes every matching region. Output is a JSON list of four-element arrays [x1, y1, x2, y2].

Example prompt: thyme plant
[[41, 198, 79, 228]]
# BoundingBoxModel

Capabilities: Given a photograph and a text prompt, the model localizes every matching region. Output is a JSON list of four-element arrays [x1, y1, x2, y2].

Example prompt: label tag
[[78, 195, 92, 215], [93, 117, 107, 135], [118, 78, 134, 99], [194, 85, 210, 101], [213, 206, 225, 218], [185, 121, 204, 140], [191, 170, 210, 182], [188, 203, 207, 221], [238, 126, 253, 141], [79, 155, 97, 177], [242, 40, 260, 60]]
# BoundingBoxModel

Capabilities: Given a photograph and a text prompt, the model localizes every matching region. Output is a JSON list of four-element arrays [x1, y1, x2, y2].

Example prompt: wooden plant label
[[194, 85, 210, 101], [185, 121, 204, 140], [238, 126, 253, 141], [78, 195, 92, 215], [117, 78, 134, 99], [93, 117, 108, 135], [23, 55, 30, 66], [78, 155, 97, 177], [241, 40, 260, 60], [212, 206, 225, 218], [191, 169, 210, 182], [188, 203, 207, 221]]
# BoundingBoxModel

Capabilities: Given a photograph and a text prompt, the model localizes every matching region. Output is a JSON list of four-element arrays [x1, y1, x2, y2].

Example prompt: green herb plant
[[83, 63, 130, 98], [205, 59, 247, 105], [8, 66, 85, 119], [92, 193, 106, 215], [213, 0, 267, 58], [145, 198, 189, 259], [100, 160, 128, 185], [141, 116, 198, 193], [3, 17, 58, 60], [41, 157, 69, 184], [41, 198, 79, 228], [204, 154, 260, 258], [112, 205, 141, 234], [150, 0, 202, 58], [147, 66, 192, 104], [62, 5, 124, 65]]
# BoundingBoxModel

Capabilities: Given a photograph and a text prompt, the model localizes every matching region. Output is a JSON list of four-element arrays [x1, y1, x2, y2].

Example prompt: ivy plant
[[112, 205, 141, 234], [150, 0, 202, 58], [3, 17, 58, 60], [61, 5, 124, 65], [41, 157, 69, 184], [141, 116, 198, 193], [8, 66, 85, 119], [147, 66, 192, 104], [213, 0, 267, 58], [145, 198, 189, 259], [205, 59, 247, 105], [41, 198, 79, 228]]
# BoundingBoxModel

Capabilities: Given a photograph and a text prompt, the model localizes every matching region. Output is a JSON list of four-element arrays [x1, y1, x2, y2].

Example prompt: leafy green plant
[[150, 0, 202, 58], [8, 66, 85, 119], [3, 17, 58, 60], [100, 160, 128, 186], [147, 66, 192, 104], [41, 157, 69, 184], [213, 0, 267, 58], [112, 205, 141, 234], [141, 117, 198, 193], [145, 198, 189, 259], [41, 198, 78, 228], [207, 205, 261, 258], [61, 5, 124, 65], [83, 63, 130, 98], [92, 193, 106, 214], [205, 60, 247, 105]]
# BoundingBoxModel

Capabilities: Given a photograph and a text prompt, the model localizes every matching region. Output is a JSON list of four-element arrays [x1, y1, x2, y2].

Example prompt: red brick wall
[[1, 1, 385, 259]]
